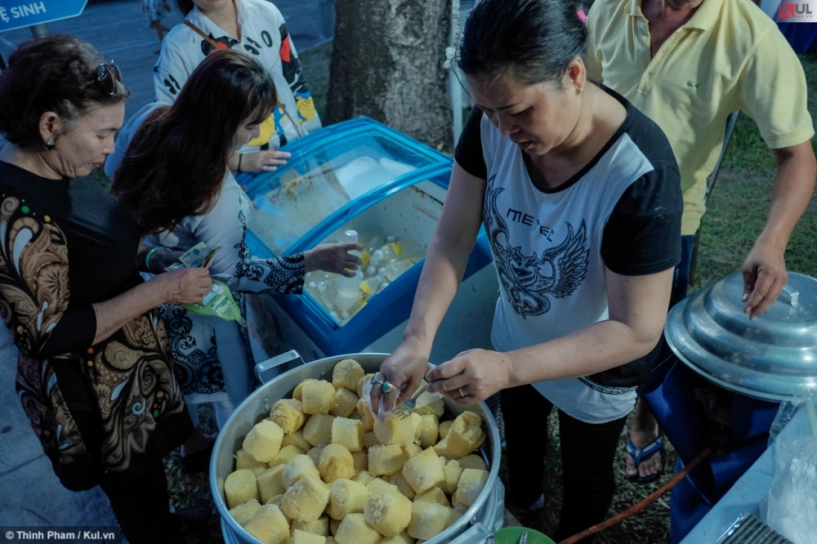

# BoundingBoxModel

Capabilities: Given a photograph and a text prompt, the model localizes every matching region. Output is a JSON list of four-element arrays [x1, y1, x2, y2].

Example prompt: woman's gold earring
[[577, 87, 584, 94]]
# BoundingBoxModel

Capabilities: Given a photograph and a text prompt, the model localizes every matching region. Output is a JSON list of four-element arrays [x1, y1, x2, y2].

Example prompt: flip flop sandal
[[626, 436, 666, 484]]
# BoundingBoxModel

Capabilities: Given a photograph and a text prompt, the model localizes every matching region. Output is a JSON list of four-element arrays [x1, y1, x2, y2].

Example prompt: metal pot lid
[[665, 272, 817, 402]]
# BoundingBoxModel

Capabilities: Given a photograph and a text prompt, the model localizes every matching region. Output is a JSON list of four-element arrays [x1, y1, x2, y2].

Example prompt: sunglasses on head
[[83, 61, 123, 96]]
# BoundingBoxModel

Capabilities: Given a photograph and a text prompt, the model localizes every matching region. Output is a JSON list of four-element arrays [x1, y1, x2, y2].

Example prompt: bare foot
[[626, 398, 664, 480]]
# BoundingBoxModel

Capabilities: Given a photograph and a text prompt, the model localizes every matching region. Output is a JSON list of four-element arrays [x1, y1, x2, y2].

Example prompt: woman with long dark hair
[[372, 0, 683, 540], [0, 35, 211, 542], [107, 50, 359, 466]]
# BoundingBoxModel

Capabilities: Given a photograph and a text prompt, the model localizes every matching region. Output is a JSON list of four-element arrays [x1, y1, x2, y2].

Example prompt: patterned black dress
[[0, 161, 191, 491]]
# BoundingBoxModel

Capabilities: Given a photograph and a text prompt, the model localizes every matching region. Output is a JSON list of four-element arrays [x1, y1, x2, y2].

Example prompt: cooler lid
[[242, 118, 450, 257]]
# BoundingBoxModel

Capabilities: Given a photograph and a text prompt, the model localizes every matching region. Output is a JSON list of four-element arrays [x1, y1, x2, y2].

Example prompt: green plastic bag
[[172, 243, 247, 327], [183, 279, 247, 327]]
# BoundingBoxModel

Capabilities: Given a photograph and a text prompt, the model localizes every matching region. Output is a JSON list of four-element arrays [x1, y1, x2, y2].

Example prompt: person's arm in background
[[742, 141, 815, 318], [736, 28, 816, 319], [189, 180, 360, 295]]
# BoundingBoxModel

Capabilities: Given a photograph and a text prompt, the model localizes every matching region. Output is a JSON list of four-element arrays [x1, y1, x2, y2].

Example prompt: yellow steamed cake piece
[[332, 358, 365, 392], [415, 415, 439, 448], [303, 380, 337, 415], [265, 495, 291, 523], [229, 498, 262, 526], [329, 517, 341, 536], [352, 451, 368, 473], [357, 374, 374, 398], [331, 388, 360, 418], [380, 532, 414, 544], [365, 492, 412, 537], [282, 473, 331, 522], [374, 416, 415, 446], [235, 448, 268, 471], [402, 447, 444, 494], [270, 444, 304, 467], [414, 486, 449, 507], [332, 417, 365, 452], [307, 445, 326, 466], [407, 501, 450, 541], [433, 411, 484, 460], [291, 516, 330, 536], [356, 399, 376, 432], [225, 469, 259, 508], [438, 420, 452, 440], [439, 458, 462, 495], [384, 472, 415, 500], [293, 378, 319, 401], [282, 454, 321, 489], [291, 530, 327, 544], [369, 444, 407, 476], [257, 464, 286, 503], [270, 398, 306, 434], [326, 538, 339, 544], [452, 468, 489, 509], [319, 443, 356, 483], [412, 392, 445, 418], [244, 504, 290, 544], [243, 419, 285, 463], [458, 454, 488, 471], [364, 431, 380, 449], [283, 429, 312, 452], [327, 477, 369, 520], [401, 443, 422, 460], [304, 414, 336, 446], [354, 470, 376, 486], [366, 477, 400, 498], [334, 513, 381, 544]]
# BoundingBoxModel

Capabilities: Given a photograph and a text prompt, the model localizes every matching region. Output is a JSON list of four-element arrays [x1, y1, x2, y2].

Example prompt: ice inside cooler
[[246, 131, 438, 257], [303, 180, 444, 326]]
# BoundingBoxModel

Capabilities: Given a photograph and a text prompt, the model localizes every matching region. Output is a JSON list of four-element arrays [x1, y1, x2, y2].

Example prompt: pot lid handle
[[780, 284, 801, 311]]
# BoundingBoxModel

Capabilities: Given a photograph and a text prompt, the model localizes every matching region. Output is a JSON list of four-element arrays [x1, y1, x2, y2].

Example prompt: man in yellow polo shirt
[[587, 0, 815, 535]]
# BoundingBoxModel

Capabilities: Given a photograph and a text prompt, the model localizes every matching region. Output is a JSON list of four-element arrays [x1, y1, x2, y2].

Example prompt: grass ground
[[163, 47, 817, 543]]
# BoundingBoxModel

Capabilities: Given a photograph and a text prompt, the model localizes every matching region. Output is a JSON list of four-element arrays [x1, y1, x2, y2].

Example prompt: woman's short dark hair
[[458, 0, 587, 86], [112, 49, 277, 235], [175, 0, 194, 15], [0, 35, 129, 150]]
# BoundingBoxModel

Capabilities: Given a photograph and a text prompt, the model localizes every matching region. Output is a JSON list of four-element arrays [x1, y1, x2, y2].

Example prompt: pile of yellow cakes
[[224, 358, 489, 544]]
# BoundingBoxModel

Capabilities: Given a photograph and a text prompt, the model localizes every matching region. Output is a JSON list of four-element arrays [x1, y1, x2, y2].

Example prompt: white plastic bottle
[[336, 230, 363, 311]]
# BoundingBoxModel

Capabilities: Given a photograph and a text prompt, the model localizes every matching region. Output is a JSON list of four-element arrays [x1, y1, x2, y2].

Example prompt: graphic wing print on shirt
[[484, 177, 590, 319]]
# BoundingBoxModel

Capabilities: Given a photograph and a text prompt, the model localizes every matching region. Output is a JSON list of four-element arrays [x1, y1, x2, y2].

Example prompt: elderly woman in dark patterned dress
[[106, 50, 361, 466], [0, 36, 212, 543]]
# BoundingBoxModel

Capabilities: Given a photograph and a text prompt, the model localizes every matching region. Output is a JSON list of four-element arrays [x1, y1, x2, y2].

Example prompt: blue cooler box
[[237, 118, 498, 365]]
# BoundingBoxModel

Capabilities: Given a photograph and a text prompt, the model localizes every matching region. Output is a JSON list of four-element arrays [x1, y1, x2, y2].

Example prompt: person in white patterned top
[[108, 51, 359, 468]]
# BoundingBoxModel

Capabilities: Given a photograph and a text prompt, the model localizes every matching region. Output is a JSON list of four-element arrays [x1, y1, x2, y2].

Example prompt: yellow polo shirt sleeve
[[735, 29, 814, 150]]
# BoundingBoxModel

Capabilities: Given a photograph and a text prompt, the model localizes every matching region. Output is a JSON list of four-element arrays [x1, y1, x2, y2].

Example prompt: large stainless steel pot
[[211, 351, 505, 544], [665, 272, 817, 401]]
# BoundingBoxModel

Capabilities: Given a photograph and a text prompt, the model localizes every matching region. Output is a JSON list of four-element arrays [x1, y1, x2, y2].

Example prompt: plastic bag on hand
[[361, 376, 395, 424]]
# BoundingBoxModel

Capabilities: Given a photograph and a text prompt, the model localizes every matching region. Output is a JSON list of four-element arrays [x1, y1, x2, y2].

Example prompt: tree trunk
[[325, 0, 452, 150]]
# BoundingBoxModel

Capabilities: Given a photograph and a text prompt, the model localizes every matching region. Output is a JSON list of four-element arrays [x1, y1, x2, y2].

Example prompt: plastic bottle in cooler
[[336, 230, 363, 312]]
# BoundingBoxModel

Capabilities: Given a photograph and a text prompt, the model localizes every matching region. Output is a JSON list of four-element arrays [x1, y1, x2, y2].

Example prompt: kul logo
[[779, 2, 813, 18]]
